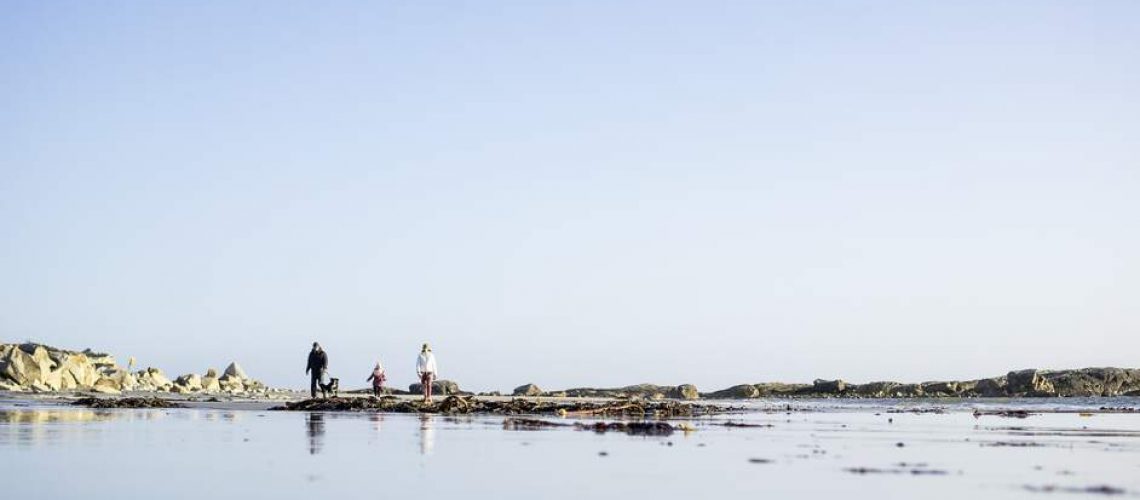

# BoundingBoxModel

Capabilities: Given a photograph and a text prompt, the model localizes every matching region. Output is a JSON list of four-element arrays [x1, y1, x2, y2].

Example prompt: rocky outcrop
[[698, 367, 1140, 399], [512, 384, 543, 397], [0, 343, 271, 395]]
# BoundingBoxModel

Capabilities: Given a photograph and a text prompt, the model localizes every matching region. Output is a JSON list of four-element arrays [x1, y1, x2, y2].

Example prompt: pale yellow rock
[[201, 375, 221, 393], [91, 384, 121, 395]]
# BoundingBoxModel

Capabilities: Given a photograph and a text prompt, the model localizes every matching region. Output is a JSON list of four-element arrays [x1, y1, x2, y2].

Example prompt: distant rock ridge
[[0, 342, 272, 396], [517, 368, 1140, 400]]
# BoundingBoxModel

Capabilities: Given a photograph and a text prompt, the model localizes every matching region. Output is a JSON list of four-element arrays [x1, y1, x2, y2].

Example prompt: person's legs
[[426, 373, 434, 402], [310, 374, 319, 398]]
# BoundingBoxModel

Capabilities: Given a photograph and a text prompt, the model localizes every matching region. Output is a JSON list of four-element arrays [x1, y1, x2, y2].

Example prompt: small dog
[[318, 377, 339, 398]]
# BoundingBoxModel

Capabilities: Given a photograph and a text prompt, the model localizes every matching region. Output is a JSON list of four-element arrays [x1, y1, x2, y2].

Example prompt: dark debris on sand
[[973, 410, 1033, 418], [575, 421, 675, 436], [1024, 484, 1127, 496], [270, 395, 718, 418], [72, 397, 185, 409]]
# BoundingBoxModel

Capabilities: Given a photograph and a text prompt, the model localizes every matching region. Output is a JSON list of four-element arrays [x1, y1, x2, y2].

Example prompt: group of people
[[305, 342, 439, 402]]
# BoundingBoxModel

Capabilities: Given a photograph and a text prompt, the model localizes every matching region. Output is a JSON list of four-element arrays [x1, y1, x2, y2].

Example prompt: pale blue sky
[[2, 1, 1138, 391]]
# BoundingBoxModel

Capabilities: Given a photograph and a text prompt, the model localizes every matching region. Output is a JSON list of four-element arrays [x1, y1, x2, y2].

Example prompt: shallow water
[[2, 398, 1139, 499]]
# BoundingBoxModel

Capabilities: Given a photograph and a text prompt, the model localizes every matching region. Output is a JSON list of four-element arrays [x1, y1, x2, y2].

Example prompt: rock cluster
[[272, 395, 721, 417], [408, 379, 462, 396], [532, 383, 702, 400], [701, 368, 1140, 399], [0, 343, 269, 396]]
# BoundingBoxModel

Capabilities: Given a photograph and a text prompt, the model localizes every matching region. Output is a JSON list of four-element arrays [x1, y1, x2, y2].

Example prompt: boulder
[[223, 362, 248, 380], [512, 384, 543, 397], [971, 377, 1008, 397], [408, 380, 460, 396], [1007, 369, 1055, 397], [3, 348, 45, 386], [669, 384, 700, 400], [60, 353, 100, 388], [91, 383, 121, 395], [812, 379, 847, 395], [706, 384, 759, 399], [136, 367, 172, 391], [93, 376, 122, 393], [754, 383, 810, 396], [40, 368, 63, 391], [219, 376, 245, 392], [174, 373, 203, 391], [201, 375, 221, 393], [921, 381, 960, 396], [849, 382, 901, 398], [889, 384, 924, 397]]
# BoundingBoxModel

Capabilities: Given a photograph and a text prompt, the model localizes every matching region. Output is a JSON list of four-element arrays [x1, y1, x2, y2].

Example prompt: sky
[[2, 1, 1138, 392]]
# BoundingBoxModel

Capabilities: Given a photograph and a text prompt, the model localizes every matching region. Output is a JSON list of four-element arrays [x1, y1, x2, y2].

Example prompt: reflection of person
[[418, 414, 434, 456], [415, 344, 437, 403], [306, 343, 329, 398], [306, 413, 325, 455], [366, 362, 386, 397]]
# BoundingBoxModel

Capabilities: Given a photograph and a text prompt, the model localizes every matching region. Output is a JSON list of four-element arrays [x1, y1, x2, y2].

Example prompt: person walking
[[366, 361, 386, 397], [416, 343, 437, 403], [305, 342, 329, 398]]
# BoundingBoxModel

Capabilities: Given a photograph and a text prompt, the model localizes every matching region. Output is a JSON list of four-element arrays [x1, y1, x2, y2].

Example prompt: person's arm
[[366, 373, 374, 382]]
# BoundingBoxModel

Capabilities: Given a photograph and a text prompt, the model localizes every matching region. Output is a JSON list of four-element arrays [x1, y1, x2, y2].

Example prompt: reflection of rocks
[[0, 343, 274, 396]]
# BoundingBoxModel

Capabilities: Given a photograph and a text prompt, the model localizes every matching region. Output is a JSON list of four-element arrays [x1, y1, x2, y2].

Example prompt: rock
[[1045, 368, 1140, 397], [3, 348, 40, 386], [136, 367, 172, 391], [223, 362, 248, 380], [59, 353, 99, 388], [921, 381, 960, 396], [0, 379, 22, 392], [174, 373, 203, 391], [40, 368, 63, 391], [1007, 369, 1055, 396], [706, 384, 760, 399], [93, 376, 122, 393], [971, 377, 1008, 397], [754, 383, 809, 396], [512, 384, 543, 397], [201, 375, 221, 393], [101, 368, 136, 391], [889, 384, 924, 397], [669, 384, 700, 400], [812, 379, 847, 395], [204, 368, 219, 379], [219, 376, 245, 392], [91, 383, 121, 395], [849, 382, 901, 398], [408, 380, 460, 396]]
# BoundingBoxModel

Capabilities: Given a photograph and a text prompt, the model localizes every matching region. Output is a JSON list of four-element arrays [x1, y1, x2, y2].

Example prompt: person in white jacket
[[416, 343, 438, 403]]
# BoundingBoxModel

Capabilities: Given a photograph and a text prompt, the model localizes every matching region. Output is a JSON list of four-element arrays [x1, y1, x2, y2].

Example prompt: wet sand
[[2, 394, 1139, 499]]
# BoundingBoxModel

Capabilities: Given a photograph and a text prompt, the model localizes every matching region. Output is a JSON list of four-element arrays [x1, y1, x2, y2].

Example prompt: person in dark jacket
[[305, 342, 329, 398]]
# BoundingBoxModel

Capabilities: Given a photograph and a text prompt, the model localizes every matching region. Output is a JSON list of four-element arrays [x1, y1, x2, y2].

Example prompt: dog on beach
[[318, 377, 339, 398]]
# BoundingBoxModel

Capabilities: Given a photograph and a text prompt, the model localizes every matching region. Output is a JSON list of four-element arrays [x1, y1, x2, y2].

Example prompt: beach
[[3, 394, 1139, 499]]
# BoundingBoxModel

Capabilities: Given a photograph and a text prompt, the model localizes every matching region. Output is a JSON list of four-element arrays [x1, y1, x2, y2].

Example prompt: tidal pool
[[2, 398, 1139, 499]]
